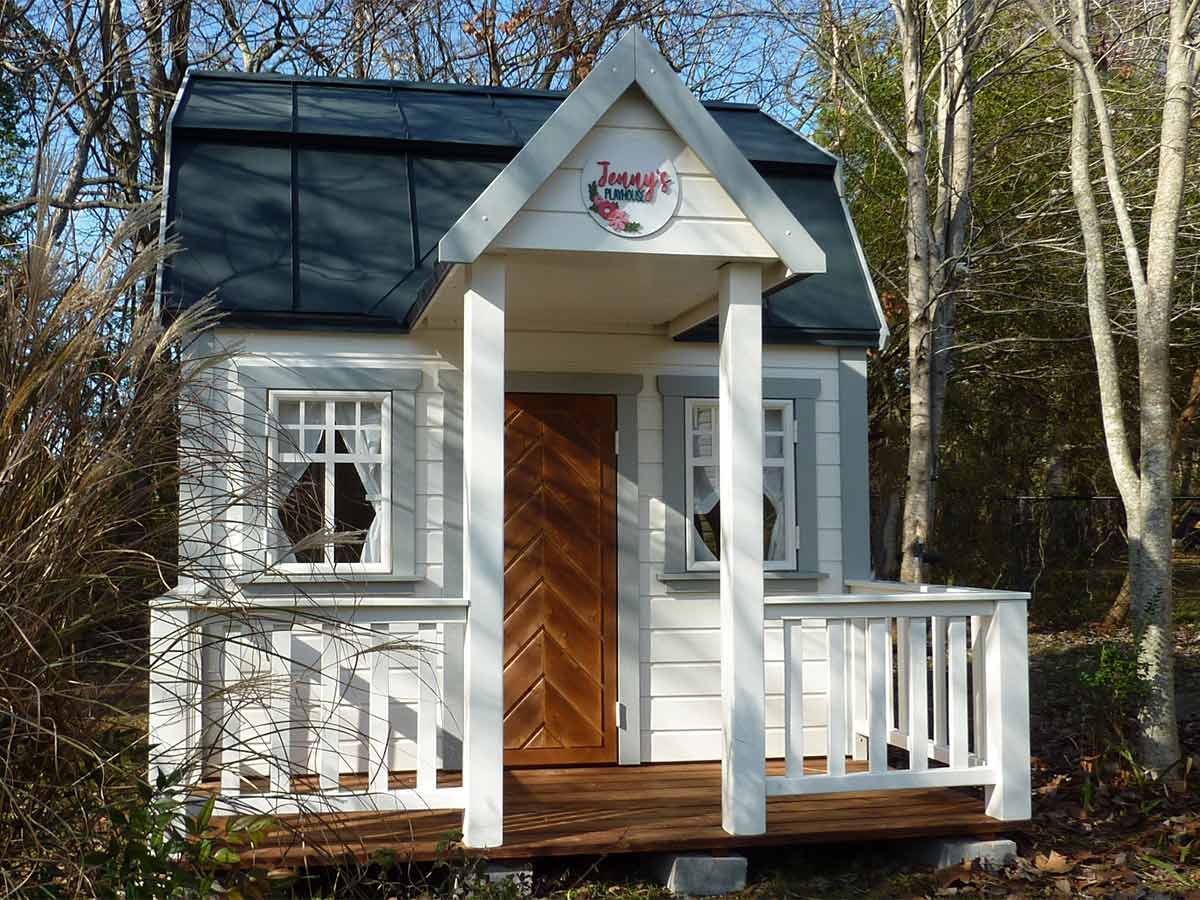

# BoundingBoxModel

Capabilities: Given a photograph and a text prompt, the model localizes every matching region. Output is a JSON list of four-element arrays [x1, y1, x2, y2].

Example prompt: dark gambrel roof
[[161, 71, 882, 345]]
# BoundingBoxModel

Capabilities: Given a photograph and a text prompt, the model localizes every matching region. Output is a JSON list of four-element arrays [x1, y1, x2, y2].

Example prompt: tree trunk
[[877, 490, 903, 580], [1103, 570, 1132, 628], [897, 1, 934, 585], [1128, 0, 1194, 774], [1106, 364, 1200, 627]]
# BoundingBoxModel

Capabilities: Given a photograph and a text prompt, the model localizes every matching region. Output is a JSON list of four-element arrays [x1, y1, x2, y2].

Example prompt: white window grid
[[683, 397, 797, 572], [267, 390, 392, 573]]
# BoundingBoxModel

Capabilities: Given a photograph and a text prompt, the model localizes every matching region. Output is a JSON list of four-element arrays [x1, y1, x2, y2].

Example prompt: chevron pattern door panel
[[503, 393, 618, 766]]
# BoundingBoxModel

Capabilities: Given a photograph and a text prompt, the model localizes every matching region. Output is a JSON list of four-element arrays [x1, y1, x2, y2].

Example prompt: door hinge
[[615, 429, 620, 455], [616, 701, 627, 730]]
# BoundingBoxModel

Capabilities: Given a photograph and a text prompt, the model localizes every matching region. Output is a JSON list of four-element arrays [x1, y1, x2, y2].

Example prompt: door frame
[[440, 371, 643, 766]]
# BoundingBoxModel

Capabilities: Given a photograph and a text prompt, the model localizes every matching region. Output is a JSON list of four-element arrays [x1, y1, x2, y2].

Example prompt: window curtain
[[764, 468, 788, 562], [271, 461, 308, 565], [693, 464, 720, 562], [352, 460, 385, 564]]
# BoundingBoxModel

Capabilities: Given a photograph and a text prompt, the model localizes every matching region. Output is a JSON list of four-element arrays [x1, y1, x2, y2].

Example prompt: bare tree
[[768, 0, 1001, 582], [1022, 0, 1198, 774]]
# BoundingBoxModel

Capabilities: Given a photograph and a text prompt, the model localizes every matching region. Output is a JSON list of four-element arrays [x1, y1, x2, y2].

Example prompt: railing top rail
[[844, 579, 1030, 601], [765, 597, 1000, 621], [152, 588, 469, 614]]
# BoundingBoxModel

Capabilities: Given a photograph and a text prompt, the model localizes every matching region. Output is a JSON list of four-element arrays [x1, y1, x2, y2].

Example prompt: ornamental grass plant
[[0, 198, 226, 894]]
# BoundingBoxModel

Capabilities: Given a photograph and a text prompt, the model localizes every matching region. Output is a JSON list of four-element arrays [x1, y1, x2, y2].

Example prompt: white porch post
[[718, 262, 766, 835], [462, 255, 506, 848], [984, 597, 1032, 820]]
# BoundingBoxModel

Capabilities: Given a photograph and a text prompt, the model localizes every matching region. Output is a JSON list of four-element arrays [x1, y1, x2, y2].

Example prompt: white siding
[[209, 326, 845, 767]]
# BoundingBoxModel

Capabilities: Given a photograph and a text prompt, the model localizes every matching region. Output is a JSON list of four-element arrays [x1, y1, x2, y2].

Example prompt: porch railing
[[764, 581, 1031, 821], [149, 595, 468, 817]]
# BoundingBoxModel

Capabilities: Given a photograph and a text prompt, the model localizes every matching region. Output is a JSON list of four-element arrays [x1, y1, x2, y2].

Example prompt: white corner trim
[[437, 29, 825, 277]]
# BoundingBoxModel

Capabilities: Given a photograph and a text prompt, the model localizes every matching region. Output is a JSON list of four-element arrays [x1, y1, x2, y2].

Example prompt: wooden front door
[[502, 392, 619, 766]]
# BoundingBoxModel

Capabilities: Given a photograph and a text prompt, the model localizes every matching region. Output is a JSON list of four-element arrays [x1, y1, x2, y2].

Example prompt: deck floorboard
[[219, 760, 1023, 865]]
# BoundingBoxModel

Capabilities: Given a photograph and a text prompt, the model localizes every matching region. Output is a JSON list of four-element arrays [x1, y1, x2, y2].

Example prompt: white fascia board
[[438, 29, 827, 278]]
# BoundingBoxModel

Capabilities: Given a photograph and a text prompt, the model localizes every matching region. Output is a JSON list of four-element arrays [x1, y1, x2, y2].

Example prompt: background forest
[[0, 0, 1198, 895]]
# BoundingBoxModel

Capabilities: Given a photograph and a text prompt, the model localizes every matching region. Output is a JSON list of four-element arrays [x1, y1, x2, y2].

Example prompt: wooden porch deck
[[221, 760, 1022, 866]]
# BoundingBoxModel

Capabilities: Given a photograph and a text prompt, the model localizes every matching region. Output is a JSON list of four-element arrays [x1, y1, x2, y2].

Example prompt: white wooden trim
[[850, 618, 868, 761], [148, 605, 199, 788], [948, 617, 969, 770], [827, 619, 847, 777], [766, 766, 997, 797], [417, 622, 438, 794], [846, 580, 1030, 600], [867, 618, 888, 774], [461, 256, 506, 848], [717, 261, 765, 836], [369, 625, 390, 794], [907, 617, 927, 771], [196, 786, 467, 817], [441, 622, 466, 770], [767, 599, 998, 619], [784, 621, 804, 778], [268, 627, 292, 793], [318, 627, 341, 791], [984, 599, 1032, 820], [932, 616, 948, 750]]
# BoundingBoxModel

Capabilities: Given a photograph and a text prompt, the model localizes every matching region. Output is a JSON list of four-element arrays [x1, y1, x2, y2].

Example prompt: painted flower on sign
[[605, 207, 630, 230], [595, 198, 619, 219], [587, 180, 643, 233]]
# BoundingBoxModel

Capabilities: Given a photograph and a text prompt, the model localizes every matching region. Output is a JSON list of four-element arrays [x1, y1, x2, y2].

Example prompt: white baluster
[[417, 622, 438, 795], [885, 623, 894, 729], [441, 622, 466, 771], [827, 619, 847, 777], [867, 618, 888, 773], [318, 627, 340, 792], [933, 616, 948, 751], [148, 605, 199, 789], [268, 627, 291, 794], [784, 620, 805, 778], [369, 624, 390, 795], [851, 618, 868, 761], [948, 617, 969, 769], [907, 617, 928, 771], [221, 623, 243, 796], [971, 614, 988, 761], [896, 616, 909, 735]]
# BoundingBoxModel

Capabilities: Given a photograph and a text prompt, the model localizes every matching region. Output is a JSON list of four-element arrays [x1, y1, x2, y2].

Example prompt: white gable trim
[[438, 30, 826, 276]]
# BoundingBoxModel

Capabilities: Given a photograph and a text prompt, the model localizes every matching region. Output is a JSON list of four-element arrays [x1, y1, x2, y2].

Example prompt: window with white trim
[[684, 398, 797, 571], [268, 391, 391, 572]]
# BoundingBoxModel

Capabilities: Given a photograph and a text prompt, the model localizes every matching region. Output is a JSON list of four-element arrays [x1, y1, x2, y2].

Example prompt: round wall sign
[[582, 155, 680, 237]]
